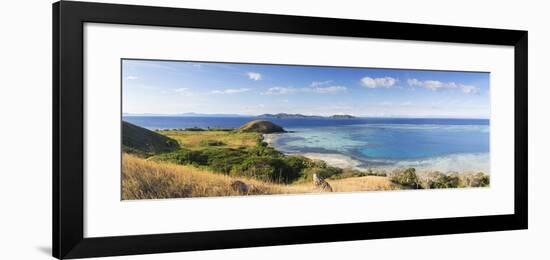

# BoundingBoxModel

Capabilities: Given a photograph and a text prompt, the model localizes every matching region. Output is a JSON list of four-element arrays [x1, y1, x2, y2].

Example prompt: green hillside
[[122, 121, 179, 156], [236, 120, 285, 134]]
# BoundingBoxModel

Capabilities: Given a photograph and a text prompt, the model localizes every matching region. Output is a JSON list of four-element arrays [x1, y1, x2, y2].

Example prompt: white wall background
[[0, 0, 546, 259]]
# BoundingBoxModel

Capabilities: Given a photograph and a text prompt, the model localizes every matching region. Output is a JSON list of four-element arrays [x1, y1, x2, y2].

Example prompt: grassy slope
[[122, 153, 397, 199], [329, 176, 400, 192], [122, 121, 179, 155], [160, 130, 260, 150], [122, 153, 309, 199]]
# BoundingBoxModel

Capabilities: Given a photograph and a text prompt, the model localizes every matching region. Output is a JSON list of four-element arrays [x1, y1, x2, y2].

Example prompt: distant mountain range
[[257, 113, 356, 119], [123, 112, 356, 118], [123, 112, 248, 117]]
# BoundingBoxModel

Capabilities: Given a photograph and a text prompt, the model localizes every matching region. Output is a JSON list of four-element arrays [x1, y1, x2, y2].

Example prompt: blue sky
[[122, 59, 490, 118]]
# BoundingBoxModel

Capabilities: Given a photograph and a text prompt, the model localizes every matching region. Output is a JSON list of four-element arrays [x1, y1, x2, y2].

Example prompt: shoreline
[[293, 152, 364, 170], [262, 133, 278, 147], [264, 133, 365, 170], [264, 133, 490, 174]]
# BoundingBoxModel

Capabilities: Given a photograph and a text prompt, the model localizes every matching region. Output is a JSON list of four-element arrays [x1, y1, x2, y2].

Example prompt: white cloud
[[460, 85, 480, 94], [173, 88, 193, 96], [310, 80, 333, 87], [312, 85, 347, 94], [407, 78, 479, 94], [211, 88, 251, 94], [247, 72, 262, 81], [126, 76, 139, 80], [262, 85, 346, 95], [174, 88, 189, 92], [407, 78, 423, 88], [262, 87, 298, 95], [360, 76, 398, 88]]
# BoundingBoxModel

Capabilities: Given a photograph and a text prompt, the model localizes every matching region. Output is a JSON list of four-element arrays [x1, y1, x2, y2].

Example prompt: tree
[[391, 168, 421, 189]]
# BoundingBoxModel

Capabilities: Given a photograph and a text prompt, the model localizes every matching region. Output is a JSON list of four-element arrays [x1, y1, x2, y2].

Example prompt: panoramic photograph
[[121, 59, 490, 200]]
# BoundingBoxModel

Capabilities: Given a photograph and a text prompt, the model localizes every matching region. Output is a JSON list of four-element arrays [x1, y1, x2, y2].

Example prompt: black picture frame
[[53, 1, 528, 259]]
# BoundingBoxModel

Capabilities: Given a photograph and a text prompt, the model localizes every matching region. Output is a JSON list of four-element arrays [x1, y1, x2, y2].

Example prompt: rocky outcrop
[[231, 180, 249, 194], [313, 174, 333, 192], [237, 120, 285, 134]]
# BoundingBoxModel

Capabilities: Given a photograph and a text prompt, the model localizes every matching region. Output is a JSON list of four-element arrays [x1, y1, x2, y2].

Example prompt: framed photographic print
[[53, 1, 528, 259]]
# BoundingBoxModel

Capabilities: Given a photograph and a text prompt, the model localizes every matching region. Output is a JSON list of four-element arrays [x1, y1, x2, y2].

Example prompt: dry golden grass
[[122, 153, 400, 200], [327, 176, 401, 192], [160, 130, 259, 149], [122, 153, 312, 199]]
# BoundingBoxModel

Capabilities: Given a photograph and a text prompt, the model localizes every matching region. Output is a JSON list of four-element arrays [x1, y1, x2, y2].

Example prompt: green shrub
[[311, 159, 328, 168], [429, 173, 460, 188], [390, 168, 421, 189], [184, 127, 205, 131], [202, 148, 248, 174], [476, 172, 490, 187], [329, 168, 365, 180], [232, 156, 301, 183], [303, 166, 343, 180], [152, 148, 209, 166], [365, 168, 374, 176], [459, 172, 490, 187], [374, 169, 387, 177], [362, 168, 387, 177], [208, 128, 234, 131], [199, 140, 225, 147], [258, 141, 269, 147], [247, 145, 283, 157], [283, 155, 310, 174], [420, 171, 490, 189]]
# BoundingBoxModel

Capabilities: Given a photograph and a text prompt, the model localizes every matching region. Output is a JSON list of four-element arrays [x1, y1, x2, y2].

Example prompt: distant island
[[329, 114, 356, 119], [257, 113, 356, 119]]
